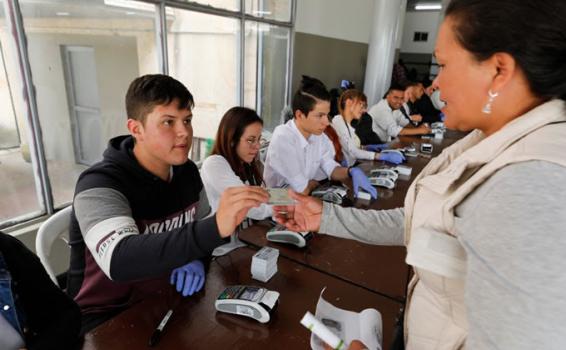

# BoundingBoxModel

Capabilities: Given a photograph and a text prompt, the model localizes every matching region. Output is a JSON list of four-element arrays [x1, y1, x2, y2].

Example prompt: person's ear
[[127, 118, 144, 142], [489, 52, 517, 93], [295, 109, 307, 120]]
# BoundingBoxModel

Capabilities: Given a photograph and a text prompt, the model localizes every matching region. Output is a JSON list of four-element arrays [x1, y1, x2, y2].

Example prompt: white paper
[[310, 288, 382, 350]]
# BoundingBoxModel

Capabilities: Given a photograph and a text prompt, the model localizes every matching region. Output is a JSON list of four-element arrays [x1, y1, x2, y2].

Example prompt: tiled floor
[[0, 148, 87, 225]]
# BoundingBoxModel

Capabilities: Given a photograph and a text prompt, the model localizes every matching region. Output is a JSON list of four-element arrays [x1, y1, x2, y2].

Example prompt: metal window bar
[[1, 0, 295, 228]]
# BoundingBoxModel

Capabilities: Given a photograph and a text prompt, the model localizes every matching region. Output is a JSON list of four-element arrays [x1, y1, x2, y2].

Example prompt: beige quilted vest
[[401, 100, 566, 350]]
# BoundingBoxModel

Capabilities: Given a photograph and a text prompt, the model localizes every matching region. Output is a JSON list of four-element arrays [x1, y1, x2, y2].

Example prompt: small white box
[[356, 190, 372, 201], [395, 165, 412, 176]]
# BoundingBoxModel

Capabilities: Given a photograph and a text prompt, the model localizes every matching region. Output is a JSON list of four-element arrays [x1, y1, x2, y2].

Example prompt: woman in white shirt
[[332, 89, 405, 166], [201, 107, 272, 220]]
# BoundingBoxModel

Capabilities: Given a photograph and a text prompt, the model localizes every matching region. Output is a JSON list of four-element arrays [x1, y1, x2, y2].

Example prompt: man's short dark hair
[[125, 74, 194, 123], [292, 75, 331, 118], [384, 83, 406, 98]]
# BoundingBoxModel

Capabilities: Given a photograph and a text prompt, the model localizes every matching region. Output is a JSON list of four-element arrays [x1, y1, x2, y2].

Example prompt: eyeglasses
[[243, 137, 261, 147]]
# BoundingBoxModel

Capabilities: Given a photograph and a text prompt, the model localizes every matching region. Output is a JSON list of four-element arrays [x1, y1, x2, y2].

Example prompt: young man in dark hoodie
[[67, 74, 268, 333]]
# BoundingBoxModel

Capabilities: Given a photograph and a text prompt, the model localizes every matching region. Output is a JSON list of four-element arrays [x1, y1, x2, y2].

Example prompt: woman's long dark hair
[[211, 107, 264, 185]]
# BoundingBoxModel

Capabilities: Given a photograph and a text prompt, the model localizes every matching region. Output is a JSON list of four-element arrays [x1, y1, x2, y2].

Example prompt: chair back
[[35, 206, 73, 287]]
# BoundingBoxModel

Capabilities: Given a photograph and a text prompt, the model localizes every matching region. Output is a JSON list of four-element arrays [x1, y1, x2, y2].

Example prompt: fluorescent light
[[415, 3, 442, 10], [104, 0, 156, 12], [56, 11, 70, 16]]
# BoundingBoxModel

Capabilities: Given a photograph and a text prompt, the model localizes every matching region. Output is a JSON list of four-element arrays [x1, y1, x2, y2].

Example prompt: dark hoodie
[[67, 136, 224, 329]]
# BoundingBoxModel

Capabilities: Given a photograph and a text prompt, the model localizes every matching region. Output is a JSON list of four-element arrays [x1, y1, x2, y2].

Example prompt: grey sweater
[[320, 160, 566, 349]]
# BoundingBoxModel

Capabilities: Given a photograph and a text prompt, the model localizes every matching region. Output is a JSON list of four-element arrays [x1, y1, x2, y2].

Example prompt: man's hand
[[216, 186, 269, 237], [273, 190, 323, 232]]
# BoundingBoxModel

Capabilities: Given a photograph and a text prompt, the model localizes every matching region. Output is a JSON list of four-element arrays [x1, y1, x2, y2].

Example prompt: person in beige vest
[[274, 0, 566, 349]]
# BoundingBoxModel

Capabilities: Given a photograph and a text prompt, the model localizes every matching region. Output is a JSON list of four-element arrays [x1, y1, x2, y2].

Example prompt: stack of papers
[[251, 246, 279, 282], [310, 288, 383, 350]]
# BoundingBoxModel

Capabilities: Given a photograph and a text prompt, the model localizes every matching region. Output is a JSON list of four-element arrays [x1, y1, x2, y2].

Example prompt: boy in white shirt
[[264, 76, 377, 199]]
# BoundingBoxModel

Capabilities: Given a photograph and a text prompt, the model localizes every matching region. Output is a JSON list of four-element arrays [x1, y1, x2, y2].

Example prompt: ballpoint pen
[[149, 308, 173, 347]]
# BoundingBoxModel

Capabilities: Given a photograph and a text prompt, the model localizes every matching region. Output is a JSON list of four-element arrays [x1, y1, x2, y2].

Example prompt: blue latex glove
[[365, 144, 388, 152], [379, 150, 406, 165], [349, 167, 378, 199], [170, 260, 205, 297], [340, 158, 349, 167]]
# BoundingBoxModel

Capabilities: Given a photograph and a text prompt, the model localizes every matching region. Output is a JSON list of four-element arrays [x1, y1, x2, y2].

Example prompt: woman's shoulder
[[201, 155, 231, 173]]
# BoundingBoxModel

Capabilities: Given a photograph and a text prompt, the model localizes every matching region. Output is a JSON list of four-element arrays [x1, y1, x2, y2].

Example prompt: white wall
[[295, 0, 375, 44], [400, 11, 441, 54]]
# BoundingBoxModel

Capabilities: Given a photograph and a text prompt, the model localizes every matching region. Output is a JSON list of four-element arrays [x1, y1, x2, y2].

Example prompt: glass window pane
[[19, 0, 160, 209], [245, 22, 289, 132], [177, 0, 239, 12], [0, 1, 44, 225], [245, 0, 291, 22], [167, 8, 239, 162]]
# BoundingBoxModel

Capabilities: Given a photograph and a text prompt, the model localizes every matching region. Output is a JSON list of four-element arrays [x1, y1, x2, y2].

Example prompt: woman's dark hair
[[338, 89, 367, 115], [292, 75, 331, 117], [211, 107, 264, 185], [446, 0, 566, 101]]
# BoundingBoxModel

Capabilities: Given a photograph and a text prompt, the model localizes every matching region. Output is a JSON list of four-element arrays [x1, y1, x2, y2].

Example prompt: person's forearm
[[110, 215, 225, 281], [300, 180, 320, 195], [320, 203, 405, 246], [399, 126, 428, 136], [330, 166, 349, 183]]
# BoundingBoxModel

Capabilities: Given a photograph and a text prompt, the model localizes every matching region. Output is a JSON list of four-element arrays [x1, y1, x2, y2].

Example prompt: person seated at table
[[367, 84, 431, 142], [67, 74, 268, 333], [332, 89, 405, 167], [275, 0, 566, 348], [201, 106, 272, 220], [405, 82, 442, 124], [0, 231, 82, 350], [351, 112, 385, 145], [263, 75, 377, 199]]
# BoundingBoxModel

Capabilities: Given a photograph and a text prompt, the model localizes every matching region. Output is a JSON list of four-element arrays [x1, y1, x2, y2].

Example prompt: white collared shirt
[[367, 99, 404, 142], [331, 114, 376, 167], [263, 119, 340, 192], [201, 155, 272, 220]]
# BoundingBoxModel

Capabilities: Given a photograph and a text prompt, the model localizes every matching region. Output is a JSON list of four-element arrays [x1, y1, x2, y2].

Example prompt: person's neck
[[480, 95, 545, 136], [342, 111, 354, 124], [294, 119, 312, 140], [133, 144, 170, 181]]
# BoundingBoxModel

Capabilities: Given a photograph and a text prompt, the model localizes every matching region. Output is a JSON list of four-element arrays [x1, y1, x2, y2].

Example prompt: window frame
[[0, 0, 295, 229]]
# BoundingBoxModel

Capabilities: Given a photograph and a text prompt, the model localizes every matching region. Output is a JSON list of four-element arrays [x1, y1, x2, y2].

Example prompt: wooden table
[[83, 247, 402, 350], [240, 131, 466, 302]]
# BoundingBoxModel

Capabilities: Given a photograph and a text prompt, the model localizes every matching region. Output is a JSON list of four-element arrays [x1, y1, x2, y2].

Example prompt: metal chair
[[35, 205, 72, 287]]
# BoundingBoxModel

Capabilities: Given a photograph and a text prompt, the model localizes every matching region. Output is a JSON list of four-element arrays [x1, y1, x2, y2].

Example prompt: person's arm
[[273, 190, 405, 246], [74, 186, 267, 282], [320, 202, 405, 245], [201, 156, 272, 220], [398, 124, 431, 136], [332, 117, 376, 161], [455, 161, 566, 349], [329, 166, 349, 183]]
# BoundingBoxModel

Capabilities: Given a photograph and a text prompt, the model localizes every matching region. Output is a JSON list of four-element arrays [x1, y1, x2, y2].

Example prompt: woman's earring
[[482, 90, 499, 114]]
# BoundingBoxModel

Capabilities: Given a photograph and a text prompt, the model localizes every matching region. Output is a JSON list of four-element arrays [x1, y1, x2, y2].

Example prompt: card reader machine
[[266, 224, 313, 248], [215, 285, 280, 323]]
